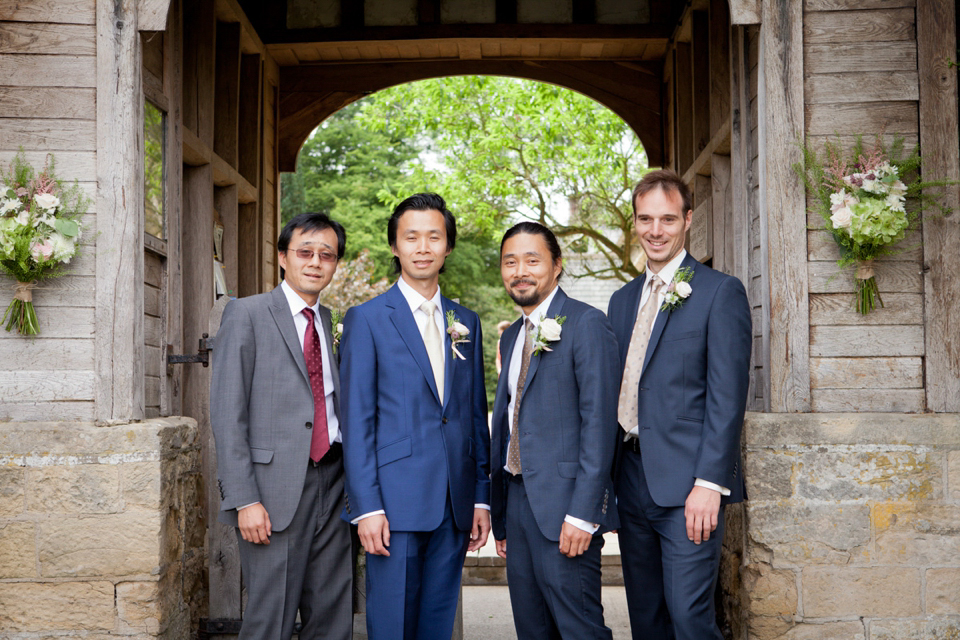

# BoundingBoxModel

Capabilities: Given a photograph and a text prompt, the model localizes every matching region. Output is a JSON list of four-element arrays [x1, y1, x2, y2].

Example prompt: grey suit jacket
[[210, 285, 341, 532]]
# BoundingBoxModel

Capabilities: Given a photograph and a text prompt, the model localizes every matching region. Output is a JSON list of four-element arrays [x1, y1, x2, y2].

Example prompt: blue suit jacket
[[490, 288, 621, 542], [607, 254, 751, 507], [339, 284, 490, 532]]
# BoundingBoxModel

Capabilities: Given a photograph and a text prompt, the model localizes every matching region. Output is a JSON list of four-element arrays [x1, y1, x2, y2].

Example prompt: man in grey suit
[[211, 212, 353, 639], [490, 222, 621, 639]]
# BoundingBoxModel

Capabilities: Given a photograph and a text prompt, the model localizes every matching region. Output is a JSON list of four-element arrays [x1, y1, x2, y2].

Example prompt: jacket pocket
[[677, 416, 704, 424], [250, 448, 274, 464], [377, 437, 412, 467], [665, 330, 701, 342], [557, 461, 579, 478]]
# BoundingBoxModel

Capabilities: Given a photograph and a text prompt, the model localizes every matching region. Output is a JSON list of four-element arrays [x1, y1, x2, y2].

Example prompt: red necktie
[[302, 308, 330, 462]]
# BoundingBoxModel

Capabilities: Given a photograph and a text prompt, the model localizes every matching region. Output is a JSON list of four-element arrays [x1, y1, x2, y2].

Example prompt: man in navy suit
[[491, 222, 621, 639], [608, 170, 751, 640], [339, 193, 491, 640]]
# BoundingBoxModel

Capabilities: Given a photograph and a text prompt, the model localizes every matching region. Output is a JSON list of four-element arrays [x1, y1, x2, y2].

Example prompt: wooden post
[[214, 21, 241, 168], [917, 1, 960, 412], [96, 0, 144, 423], [759, 0, 809, 412]]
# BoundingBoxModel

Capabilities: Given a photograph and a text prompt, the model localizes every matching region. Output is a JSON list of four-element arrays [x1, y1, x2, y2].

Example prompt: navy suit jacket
[[607, 254, 751, 507], [491, 288, 621, 542], [339, 283, 490, 532]]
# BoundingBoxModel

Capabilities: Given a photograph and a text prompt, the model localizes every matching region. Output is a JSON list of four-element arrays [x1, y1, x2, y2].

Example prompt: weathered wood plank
[[804, 71, 919, 105], [214, 21, 241, 167], [0, 304, 93, 338], [138, 0, 173, 31], [0, 151, 96, 182], [810, 292, 923, 325], [144, 345, 163, 379], [0, 22, 94, 56], [692, 11, 711, 156], [805, 41, 917, 74], [811, 388, 924, 412], [0, 370, 96, 402], [237, 54, 262, 186], [19, 275, 95, 307], [0, 119, 96, 151], [808, 261, 923, 293], [709, 0, 730, 137], [145, 284, 163, 317], [712, 154, 733, 274], [0, 87, 96, 120], [808, 229, 923, 262], [728, 0, 759, 24], [145, 375, 161, 409], [805, 0, 915, 10], [0, 53, 95, 88], [0, 0, 95, 24], [804, 8, 915, 44], [0, 338, 94, 370], [811, 356, 922, 389], [144, 312, 163, 348], [675, 42, 694, 173], [689, 196, 713, 262], [917, 0, 960, 412], [805, 101, 918, 137], [810, 325, 924, 357], [0, 401, 95, 422]]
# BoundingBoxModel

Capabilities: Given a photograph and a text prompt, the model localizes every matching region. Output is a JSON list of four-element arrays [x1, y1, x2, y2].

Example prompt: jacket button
[[442, 417, 448, 424], [305, 422, 313, 429]]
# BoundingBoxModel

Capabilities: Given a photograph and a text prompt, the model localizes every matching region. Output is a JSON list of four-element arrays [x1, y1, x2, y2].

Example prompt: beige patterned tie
[[506, 318, 535, 475], [420, 300, 444, 400], [617, 275, 665, 433]]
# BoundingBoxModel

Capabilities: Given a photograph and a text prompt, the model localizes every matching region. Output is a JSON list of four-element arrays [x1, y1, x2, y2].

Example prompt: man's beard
[[508, 280, 541, 308]]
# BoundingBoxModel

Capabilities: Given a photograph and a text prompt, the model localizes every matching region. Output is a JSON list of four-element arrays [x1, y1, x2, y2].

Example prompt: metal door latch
[[167, 333, 214, 367]]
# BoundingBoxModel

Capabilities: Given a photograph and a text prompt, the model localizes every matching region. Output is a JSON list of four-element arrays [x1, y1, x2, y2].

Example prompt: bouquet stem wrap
[[854, 260, 882, 315], [4, 281, 39, 335]]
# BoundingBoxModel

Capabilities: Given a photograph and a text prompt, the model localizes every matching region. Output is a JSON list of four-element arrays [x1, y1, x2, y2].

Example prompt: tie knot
[[650, 274, 664, 292], [525, 318, 535, 332], [302, 307, 315, 320], [420, 300, 436, 316]]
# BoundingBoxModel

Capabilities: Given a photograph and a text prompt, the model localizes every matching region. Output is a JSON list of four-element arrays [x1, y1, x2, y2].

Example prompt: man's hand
[[358, 514, 391, 556], [685, 485, 721, 544], [558, 522, 592, 558], [469, 508, 491, 552], [238, 503, 272, 544], [496, 538, 507, 559]]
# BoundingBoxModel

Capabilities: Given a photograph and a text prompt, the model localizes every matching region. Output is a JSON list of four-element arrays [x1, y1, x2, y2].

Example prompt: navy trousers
[[617, 448, 725, 640]]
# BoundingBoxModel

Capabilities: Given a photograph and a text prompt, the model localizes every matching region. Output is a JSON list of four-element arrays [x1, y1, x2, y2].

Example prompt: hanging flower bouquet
[[1, 151, 89, 334], [795, 135, 951, 314]]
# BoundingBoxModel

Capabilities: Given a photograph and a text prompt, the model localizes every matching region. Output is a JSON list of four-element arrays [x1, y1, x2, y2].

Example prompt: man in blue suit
[[608, 170, 751, 640], [491, 222, 621, 639], [339, 193, 491, 640]]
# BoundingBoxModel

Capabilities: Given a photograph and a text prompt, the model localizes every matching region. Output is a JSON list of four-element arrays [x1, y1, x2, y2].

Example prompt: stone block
[[746, 616, 793, 640], [796, 448, 940, 502], [927, 618, 960, 638], [0, 522, 36, 578], [949, 451, 960, 503], [745, 450, 795, 500], [875, 504, 960, 565], [121, 461, 163, 510], [927, 569, 960, 615], [0, 467, 25, 515], [744, 412, 960, 448], [0, 581, 114, 632], [117, 581, 161, 635], [802, 566, 921, 618], [37, 512, 161, 577], [741, 563, 797, 616], [746, 503, 870, 566], [784, 621, 864, 639], [27, 465, 122, 514], [869, 619, 926, 640]]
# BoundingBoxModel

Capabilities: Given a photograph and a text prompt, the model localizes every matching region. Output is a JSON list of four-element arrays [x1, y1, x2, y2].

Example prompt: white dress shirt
[[505, 285, 598, 534], [624, 250, 729, 497]]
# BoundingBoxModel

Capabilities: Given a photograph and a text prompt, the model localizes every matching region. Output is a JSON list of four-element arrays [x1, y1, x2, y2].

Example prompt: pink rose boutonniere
[[660, 266, 694, 312], [445, 309, 470, 360]]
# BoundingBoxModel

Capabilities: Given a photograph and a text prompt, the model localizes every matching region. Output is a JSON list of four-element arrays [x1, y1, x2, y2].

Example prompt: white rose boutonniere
[[660, 266, 694, 312], [445, 309, 470, 360], [532, 314, 566, 356]]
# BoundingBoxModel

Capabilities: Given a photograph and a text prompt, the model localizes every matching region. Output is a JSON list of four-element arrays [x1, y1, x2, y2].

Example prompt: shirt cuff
[[475, 504, 491, 511], [351, 509, 386, 525], [564, 514, 600, 534], [694, 478, 731, 496], [238, 502, 260, 511]]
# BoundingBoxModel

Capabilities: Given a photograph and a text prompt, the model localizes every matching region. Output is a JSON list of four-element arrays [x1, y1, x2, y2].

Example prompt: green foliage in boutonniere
[[660, 267, 694, 312], [445, 309, 470, 360], [331, 308, 344, 354], [532, 314, 566, 356]]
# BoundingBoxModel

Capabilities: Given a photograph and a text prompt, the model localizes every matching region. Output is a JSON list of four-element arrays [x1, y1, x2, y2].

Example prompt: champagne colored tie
[[506, 318, 534, 475], [617, 275, 665, 433], [301, 308, 330, 462], [420, 300, 444, 400]]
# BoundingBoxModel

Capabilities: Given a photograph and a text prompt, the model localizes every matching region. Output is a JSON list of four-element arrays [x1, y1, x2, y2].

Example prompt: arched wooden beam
[[279, 59, 663, 172], [138, 0, 173, 31]]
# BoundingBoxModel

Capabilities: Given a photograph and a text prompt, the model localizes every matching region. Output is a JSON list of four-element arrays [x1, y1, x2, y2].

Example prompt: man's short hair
[[387, 193, 457, 275], [499, 221, 564, 280], [631, 169, 693, 218], [278, 212, 347, 258]]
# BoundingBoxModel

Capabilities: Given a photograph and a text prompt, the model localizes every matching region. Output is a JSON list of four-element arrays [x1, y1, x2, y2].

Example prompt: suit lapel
[[493, 318, 521, 465], [640, 253, 699, 376], [522, 287, 568, 393], [619, 274, 647, 367], [318, 304, 341, 417], [387, 285, 442, 405], [440, 297, 454, 407], [268, 286, 310, 387]]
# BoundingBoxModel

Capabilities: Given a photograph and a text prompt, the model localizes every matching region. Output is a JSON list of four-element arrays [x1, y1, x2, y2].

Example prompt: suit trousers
[[505, 476, 611, 640], [364, 496, 469, 640], [617, 447, 724, 640], [236, 449, 353, 640]]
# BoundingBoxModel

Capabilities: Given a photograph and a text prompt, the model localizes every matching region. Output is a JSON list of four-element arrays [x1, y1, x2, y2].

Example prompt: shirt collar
[[396, 275, 443, 315], [281, 280, 320, 318], [522, 285, 560, 328], [647, 249, 687, 288]]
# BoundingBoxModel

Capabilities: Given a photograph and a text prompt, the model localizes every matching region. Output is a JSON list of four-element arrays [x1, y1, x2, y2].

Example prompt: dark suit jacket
[[210, 285, 341, 532], [339, 284, 490, 532], [607, 253, 751, 507], [490, 288, 621, 542]]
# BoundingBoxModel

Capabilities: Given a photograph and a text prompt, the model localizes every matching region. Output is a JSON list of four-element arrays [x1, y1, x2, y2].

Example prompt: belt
[[624, 436, 641, 454], [507, 472, 523, 485], [309, 442, 343, 467]]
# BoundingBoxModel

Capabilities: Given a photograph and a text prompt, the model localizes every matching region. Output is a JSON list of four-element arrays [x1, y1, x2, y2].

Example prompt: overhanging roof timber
[[278, 58, 663, 172]]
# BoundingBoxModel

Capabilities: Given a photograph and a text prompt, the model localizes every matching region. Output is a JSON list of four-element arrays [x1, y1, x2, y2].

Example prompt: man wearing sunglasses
[[211, 212, 353, 639]]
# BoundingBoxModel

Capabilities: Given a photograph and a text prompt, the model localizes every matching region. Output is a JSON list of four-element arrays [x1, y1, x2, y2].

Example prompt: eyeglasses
[[289, 248, 338, 263]]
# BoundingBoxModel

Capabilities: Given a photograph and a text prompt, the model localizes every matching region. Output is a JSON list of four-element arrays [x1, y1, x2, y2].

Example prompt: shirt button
[[305, 422, 313, 429]]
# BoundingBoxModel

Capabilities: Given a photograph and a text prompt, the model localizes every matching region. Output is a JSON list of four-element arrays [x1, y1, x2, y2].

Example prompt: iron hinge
[[167, 333, 214, 367]]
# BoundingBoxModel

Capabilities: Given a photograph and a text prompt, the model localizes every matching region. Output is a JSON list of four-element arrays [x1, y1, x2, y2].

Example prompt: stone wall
[[0, 418, 204, 637], [739, 413, 960, 639]]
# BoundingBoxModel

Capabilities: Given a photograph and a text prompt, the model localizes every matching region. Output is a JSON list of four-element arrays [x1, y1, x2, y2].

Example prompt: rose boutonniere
[[445, 309, 469, 360], [532, 314, 566, 356], [331, 308, 344, 354], [660, 267, 694, 312]]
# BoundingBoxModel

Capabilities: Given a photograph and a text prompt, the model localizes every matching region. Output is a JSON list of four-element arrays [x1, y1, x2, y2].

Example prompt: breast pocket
[[665, 330, 701, 342]]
